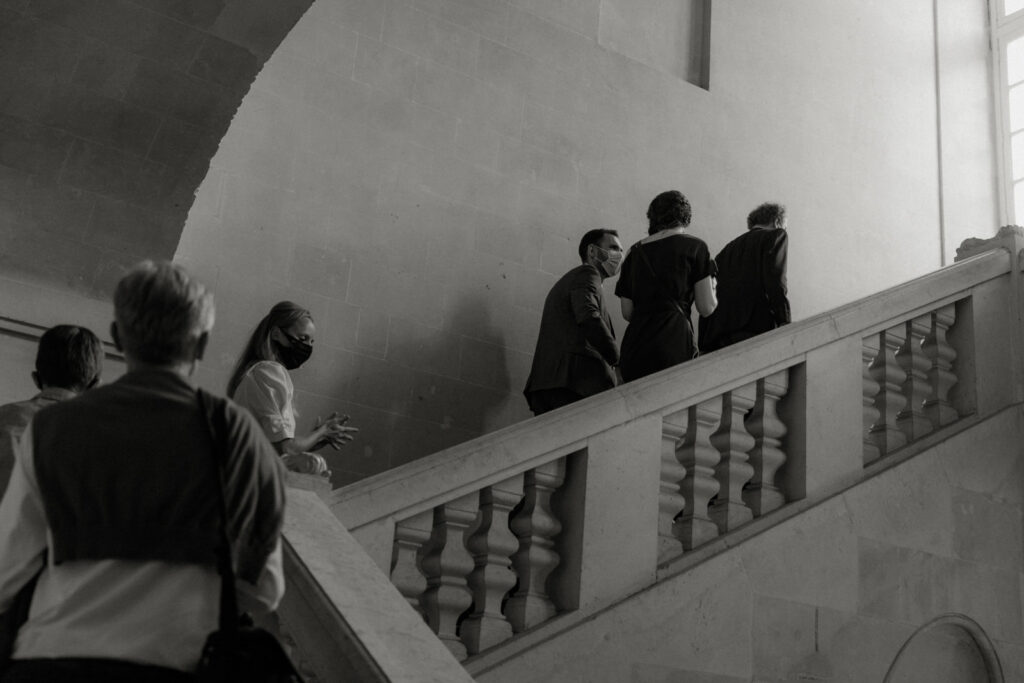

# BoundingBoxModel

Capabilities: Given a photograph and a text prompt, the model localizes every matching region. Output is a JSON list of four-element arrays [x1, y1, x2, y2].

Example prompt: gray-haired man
[[0, 261, 285, 681]]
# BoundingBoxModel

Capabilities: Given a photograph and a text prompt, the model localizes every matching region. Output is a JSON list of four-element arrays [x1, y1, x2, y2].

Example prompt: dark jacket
[[524, 264, 618, 408], [32, 369, 285, 584], [699, 227, 790, 354]]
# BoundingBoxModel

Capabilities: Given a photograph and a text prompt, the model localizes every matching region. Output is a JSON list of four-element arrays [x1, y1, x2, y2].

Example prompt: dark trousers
[[528, 388, 584, 415], [2, 659, 193, 682]]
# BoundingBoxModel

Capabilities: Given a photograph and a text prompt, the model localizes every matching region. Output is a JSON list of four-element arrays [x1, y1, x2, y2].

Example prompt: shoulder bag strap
[[196, 389, 241, 639]]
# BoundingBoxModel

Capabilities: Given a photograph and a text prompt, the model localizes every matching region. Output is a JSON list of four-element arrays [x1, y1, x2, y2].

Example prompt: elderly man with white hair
[[0, 261, 285, 682]]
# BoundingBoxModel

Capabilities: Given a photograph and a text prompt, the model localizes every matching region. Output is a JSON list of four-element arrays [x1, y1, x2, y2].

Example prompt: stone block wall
[[175, 0, 999, 485], [0, 1, 1000, 485], [0, 0, 311, 299]]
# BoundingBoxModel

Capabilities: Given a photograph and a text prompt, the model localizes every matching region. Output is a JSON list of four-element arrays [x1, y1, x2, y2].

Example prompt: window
[[993, 0, 1024, 223]]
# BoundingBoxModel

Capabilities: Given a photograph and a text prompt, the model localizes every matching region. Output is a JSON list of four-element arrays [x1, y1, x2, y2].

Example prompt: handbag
[[196, 389, 303, 683]]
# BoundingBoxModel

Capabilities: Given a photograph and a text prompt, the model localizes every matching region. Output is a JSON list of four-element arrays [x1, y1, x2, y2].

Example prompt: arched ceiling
[[0, 0, 312, 297]]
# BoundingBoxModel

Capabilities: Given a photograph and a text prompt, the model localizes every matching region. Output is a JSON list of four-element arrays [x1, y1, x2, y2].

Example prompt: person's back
[[0, 325, 102, 497], [0, 261, 285, 682], [523, 229, 622, 415], [616, 191, 717, 382], [699, 203, 790, 354]]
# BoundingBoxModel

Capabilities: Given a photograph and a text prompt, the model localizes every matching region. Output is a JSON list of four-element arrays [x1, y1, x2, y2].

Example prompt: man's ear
[[110, 322, 123, 352], [195, 331, 210, 362], [31, 371, 42, 391]]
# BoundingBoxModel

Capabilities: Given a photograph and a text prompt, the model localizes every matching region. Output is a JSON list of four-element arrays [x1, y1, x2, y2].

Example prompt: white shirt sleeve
[[0, 422, 48, 613], [233, 362, 296, 443]]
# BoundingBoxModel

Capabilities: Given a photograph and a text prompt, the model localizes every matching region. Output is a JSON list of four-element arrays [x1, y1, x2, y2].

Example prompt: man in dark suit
[[699, 203, 791, 354], [524, 229, 623, 415]]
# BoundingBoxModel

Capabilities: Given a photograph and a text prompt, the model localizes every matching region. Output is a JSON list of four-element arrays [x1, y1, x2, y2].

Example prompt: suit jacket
[[699, 227, 790, 353], [524, 264, 618, 407]]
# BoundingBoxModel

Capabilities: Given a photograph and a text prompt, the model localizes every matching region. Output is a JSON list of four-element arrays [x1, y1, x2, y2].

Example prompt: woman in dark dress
[[615, 191, 717, 382]]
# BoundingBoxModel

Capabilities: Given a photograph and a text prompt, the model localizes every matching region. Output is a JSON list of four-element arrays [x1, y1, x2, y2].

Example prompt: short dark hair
[[578, 229, 619, 263], [647, 191, 692, 234], [35, 325, 103, 391], [747, 203, 786, 229]]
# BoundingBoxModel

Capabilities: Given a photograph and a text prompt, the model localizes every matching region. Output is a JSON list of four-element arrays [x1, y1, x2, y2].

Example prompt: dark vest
[[32, 369, 284, 584]]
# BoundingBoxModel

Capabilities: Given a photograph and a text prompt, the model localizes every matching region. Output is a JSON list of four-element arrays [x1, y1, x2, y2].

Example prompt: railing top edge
[[332, 251, 1009, 527]]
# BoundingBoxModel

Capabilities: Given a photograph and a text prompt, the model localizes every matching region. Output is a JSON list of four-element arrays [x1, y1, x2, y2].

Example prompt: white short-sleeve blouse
[[233, 360, 296, 442]]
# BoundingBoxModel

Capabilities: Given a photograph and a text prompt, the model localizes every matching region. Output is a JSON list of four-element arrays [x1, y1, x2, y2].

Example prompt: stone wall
[[0, 1, 1000, 484], [0, 0, 312, 300], [174, 0, 998, 484]]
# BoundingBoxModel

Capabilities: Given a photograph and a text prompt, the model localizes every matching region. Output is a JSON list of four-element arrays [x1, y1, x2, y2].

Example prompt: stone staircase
[[279, 227, 1024, 682]]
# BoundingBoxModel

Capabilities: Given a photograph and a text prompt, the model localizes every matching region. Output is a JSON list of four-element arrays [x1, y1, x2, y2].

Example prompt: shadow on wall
[[303, 294, 516, 488], [0, 1, 315, 299]]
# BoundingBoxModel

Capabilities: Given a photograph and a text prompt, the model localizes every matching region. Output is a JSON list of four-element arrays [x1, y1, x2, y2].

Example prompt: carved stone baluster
[[743, 369, 790, 516], [506, 458, 566, 632], [862, 335, 882, 466], [391, 509, 433, 616], [895, 316, 934, 441], [923, 304, 959, 427], [659, 411, 689, 563], [676, 399, 722, 550], [710, 384, 756, 533], [419, 493, 478, 660], [462, 475, 525, 655], [868, 329, 908, 456]]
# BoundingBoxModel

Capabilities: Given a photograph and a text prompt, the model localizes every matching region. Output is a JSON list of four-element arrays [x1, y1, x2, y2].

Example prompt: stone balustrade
[[330, 229, 1024, 666], [863, 302, 962, 464]]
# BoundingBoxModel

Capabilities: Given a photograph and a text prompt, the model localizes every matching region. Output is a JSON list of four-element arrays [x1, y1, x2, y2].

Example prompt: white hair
[[114, 260, 215, 364]]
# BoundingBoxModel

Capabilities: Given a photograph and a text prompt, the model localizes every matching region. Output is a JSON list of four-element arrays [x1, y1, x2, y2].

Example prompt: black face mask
[[275, 333, 313, 370]]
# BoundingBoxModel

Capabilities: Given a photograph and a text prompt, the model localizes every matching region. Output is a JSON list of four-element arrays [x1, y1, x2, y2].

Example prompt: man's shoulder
[[717, 228, 778, 257], [547, 263, 599, 295], [564, 263, 601, 285]]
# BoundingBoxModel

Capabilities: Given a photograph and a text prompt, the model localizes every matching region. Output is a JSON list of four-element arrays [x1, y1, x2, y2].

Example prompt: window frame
[[992, 0, 1024, 224]]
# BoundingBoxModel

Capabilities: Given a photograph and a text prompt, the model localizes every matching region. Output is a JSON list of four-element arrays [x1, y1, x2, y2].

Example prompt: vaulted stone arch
[[0, 0, 312, 297], [884, 614, 1004, 683]]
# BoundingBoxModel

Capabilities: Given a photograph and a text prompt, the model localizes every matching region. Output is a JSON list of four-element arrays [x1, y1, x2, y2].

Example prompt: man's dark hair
[[747, 203, 786, 229], [578, 228, 619, 263], [35, 325, 103, 391], [647, 190, 692, 234]]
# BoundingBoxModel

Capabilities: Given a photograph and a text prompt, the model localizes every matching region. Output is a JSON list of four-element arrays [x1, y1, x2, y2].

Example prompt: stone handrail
[[328, 230, 1021, 664]]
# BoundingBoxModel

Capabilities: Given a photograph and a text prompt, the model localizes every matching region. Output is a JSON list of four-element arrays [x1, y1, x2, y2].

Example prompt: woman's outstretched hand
[[312, 412, 359, 451]]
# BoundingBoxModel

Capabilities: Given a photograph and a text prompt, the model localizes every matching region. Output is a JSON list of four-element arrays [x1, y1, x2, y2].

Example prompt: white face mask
[[594, 245, 623, 277]]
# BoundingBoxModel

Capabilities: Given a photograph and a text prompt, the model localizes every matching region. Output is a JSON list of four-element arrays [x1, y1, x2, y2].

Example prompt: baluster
[[506, 458, 566, 632], [659, 411, 689, 563], [895, 316, 934, 441], [677, 399, 722, 550], [710, 384, 756, 533], [462, 475, 525, 655], [862, 336, 882, 466], [391, 509, 433, 616], [868, 328, 908, 456], [419, 493, 478, 660], [743, 369, 789, 516], [923, 304, 959, 426]]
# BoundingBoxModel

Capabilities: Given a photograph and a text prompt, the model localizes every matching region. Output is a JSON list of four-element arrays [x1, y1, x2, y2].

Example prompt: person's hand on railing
[[281, 451, 329, 477]]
